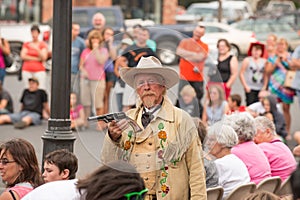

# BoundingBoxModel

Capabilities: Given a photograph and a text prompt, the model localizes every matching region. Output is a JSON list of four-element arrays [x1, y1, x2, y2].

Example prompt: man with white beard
[[101, 56, 207, 200]]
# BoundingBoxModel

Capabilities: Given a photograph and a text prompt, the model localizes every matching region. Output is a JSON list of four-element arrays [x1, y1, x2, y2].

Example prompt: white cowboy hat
[[120, 56, 179, 89]]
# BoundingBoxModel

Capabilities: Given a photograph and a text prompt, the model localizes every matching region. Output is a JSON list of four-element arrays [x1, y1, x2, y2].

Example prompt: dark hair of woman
[[0, 138, 44, 188], [77, 160, 145, 200]]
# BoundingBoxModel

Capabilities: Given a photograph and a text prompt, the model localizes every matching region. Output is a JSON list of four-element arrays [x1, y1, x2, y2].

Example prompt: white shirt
[[22, 179, 81, 200], [214, 154, 250, 199]]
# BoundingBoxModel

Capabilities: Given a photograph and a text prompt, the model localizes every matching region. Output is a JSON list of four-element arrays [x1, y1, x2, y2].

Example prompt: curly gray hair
[[207, 122, 238, 148], [224, 112, 255, 142], [254, 116, 276, 135]]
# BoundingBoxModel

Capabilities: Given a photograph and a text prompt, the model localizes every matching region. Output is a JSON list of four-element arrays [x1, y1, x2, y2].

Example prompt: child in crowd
[[178, 85, 200, 117], [240, 42, 266, 106], [227, 94, 247, 114], [70, 92, 85, 130], [43, 149, 78, 183], [202, 84, 229, 126]]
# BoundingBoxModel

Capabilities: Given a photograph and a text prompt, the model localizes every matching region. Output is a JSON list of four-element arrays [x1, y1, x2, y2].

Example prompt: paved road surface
[[1, 65, 300, 183]]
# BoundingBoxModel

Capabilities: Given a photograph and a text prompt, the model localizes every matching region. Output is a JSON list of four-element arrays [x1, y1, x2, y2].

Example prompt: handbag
[[1, 38, 13, 68], [284, 70, 300, 90], [3, 53, 13, 68]]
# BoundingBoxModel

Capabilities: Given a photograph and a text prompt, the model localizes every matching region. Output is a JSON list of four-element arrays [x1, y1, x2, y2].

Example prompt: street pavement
[[1, 65, 300, 184]]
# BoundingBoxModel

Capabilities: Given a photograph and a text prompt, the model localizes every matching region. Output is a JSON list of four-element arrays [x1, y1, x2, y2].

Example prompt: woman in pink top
[[254, 116, 296, 181], [225, 113, 271, 184], [79, 30, 109, 129], [0, 138, 43, 199], [20, 25, 48, 90]]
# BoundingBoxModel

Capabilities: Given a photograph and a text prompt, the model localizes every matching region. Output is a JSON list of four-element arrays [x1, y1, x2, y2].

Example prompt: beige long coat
[[101, 97, 207, 200]]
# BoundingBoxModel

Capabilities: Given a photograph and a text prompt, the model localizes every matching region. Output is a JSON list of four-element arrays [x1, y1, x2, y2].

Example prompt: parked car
[[231, 18, 300, 50], [176, 1, 253, 24], [265, 0, 296, 13], [276, 10, 300, 35], [72, 6, 126, 39], [149, 21, 256, 65]]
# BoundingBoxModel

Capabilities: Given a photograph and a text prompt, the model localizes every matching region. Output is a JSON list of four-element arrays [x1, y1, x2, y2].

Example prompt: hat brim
[[247, 42, 265, 58], [120, 67, 179, 89]]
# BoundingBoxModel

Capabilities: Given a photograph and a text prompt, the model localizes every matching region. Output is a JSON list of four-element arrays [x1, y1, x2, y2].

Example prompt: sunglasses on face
[[124, 188, 148, 200], [0, 158, 16, 165]]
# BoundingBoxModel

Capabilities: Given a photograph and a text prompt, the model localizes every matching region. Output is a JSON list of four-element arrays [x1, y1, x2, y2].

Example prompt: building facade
[[42, 0, 177, 24]]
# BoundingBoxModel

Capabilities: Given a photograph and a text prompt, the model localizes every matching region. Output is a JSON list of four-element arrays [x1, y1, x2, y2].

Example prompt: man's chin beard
[[143, 96, 156, 108]]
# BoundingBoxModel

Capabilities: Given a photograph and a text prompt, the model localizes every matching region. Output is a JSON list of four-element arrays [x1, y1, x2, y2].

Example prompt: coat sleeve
[[185, 129, 207, 200]]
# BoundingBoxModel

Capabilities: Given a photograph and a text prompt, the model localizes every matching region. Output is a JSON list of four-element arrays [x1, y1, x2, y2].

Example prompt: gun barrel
[[87, 115, 106, 121]]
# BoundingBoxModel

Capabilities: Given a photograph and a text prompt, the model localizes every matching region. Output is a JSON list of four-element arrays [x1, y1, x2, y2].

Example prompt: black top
[[21, 89, 48, 116], [0, 89, 13, 113], [122, 44, 156, 67], [209, 55, 232, 83]]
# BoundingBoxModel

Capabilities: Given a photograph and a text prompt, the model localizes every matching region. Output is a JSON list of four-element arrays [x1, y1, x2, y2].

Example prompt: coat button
[[147, 154, 151, 157], [144, 177, 149, 181], [148, 142, 152, 145], [135, 154, 139, 157]]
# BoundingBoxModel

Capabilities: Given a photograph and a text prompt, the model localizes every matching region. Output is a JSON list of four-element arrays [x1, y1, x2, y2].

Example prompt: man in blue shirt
[[71, 23, 86, 95]]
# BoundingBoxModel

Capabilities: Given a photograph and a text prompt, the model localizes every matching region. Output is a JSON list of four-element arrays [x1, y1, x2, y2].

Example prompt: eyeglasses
[[124, 188, 148, 200], [0, 159, 16, 165]]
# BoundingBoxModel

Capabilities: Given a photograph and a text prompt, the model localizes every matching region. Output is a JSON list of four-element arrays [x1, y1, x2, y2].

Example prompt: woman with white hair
[[207, 123, 250, 198], [225, 113, 271, 184]]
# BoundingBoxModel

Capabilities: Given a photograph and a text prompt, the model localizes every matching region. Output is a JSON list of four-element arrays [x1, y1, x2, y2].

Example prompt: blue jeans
[[0, 68, 6, 84]]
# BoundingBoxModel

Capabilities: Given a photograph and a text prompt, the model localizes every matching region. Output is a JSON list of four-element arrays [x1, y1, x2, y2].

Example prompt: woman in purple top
[[254, 116, 296, 181], [225, 113, 271, 184], [0, 37, 11, 84]]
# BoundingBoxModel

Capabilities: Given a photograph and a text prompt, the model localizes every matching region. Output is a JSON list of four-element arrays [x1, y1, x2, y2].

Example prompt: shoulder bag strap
[[9, 190, 17, 200]]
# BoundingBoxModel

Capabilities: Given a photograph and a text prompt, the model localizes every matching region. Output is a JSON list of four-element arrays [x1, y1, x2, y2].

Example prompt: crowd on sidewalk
[[0, 11, 300, 200]]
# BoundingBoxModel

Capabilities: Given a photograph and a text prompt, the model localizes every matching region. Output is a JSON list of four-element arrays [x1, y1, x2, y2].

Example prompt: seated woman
[[207, 122, 250, 198], [0, 138, 43, 199], [70, 92, 85, 130], [261, 95, 287, 140], [0, 81, 13, 114], [225, 113, 271, 184], [202, 84, 229, 126]]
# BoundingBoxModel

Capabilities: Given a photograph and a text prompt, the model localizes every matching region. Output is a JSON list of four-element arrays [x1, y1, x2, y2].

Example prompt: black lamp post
[[41, 0, 75, 166]]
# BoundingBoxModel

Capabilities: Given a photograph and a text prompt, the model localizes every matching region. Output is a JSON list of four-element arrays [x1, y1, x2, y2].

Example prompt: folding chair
[[276, 176, 292, 196], [257, 176, 282, 194], [225, 182, 256, 200], [207, 186, 224, 200]]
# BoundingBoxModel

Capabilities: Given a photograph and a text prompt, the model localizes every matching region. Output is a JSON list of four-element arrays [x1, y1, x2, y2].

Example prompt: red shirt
[[178, 38, 208, 81], [22, 41, 48, 72]]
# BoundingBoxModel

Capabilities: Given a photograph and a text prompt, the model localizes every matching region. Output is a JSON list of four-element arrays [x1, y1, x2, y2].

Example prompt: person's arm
[[201, 104, 208, 126], [0, 39, 11, 55], [114, 56, 128, 77], [293, 145, 300, 156], [0, 99, 8, 110], [94, 47, 109, 65], [226, 55, 239, 88], [0, 190, 20, 200], [43, 102, 50, 118], [239, 57, 251, 93], [107, 39, 117, 60], [176, 40, 206, 63], [223, 102, 230, 114], [176, 47, 206, 62]]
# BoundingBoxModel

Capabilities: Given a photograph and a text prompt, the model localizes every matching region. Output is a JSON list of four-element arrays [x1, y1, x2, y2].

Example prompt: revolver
[[88, 112, 127, 123], [88, 112, 142, 132]]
